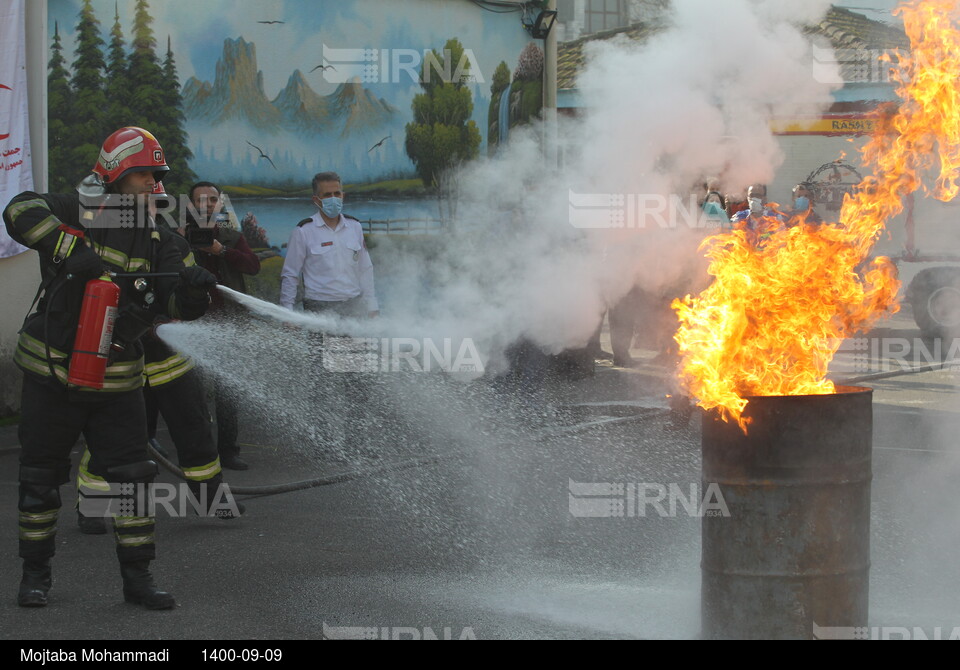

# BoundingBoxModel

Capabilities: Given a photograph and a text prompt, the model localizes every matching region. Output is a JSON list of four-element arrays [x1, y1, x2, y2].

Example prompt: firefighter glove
[[112, 304, 156, 358], [178, 266, 217, 301], [62, 245, 104, 281]]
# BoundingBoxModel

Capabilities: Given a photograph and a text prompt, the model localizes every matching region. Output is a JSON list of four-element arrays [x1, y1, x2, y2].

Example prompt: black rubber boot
[[77, 510, 107, 535], [17, 559, 51, 607], [120, 562, 176, 610]]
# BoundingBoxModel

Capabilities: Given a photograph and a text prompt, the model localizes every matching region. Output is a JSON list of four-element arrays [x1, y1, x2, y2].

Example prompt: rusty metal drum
[[700, 386, 872, 639]]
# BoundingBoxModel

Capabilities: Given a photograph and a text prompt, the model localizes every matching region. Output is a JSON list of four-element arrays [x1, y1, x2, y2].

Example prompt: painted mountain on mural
[[184, 37, 404, 187]]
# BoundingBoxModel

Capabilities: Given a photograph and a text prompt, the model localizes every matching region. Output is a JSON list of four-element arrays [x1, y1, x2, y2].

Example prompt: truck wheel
[[906, 267, 960, 339]]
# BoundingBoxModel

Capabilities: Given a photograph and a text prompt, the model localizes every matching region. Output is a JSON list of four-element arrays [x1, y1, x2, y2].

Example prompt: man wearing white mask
[[730, 183, 784, 245], [280, 172, 379, 318], [280, 172, 378, 456]]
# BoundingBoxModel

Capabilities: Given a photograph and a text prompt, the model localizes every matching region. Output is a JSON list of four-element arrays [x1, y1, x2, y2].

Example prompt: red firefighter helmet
[[91, 126, 169, 186]]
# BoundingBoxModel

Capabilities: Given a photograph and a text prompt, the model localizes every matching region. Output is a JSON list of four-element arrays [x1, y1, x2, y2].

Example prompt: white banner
[[0, 0, 31, 258]]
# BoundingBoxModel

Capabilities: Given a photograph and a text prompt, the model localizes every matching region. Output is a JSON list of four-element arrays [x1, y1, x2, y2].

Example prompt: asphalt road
[[2, 311, 959, 641]]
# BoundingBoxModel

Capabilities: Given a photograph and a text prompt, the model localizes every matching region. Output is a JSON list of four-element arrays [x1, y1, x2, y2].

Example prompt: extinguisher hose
[[42, 279, 70, 389]]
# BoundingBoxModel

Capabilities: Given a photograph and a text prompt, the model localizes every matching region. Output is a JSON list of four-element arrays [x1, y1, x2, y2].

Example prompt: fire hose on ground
[[146, 441, 443, 499]]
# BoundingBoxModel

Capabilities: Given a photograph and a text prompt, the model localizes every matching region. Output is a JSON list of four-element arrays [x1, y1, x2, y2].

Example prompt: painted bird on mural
[[310, 64, 337, 73], [257, 20, 285, 24], [368, 136, 392, 153], [246, 140, 278, 171]]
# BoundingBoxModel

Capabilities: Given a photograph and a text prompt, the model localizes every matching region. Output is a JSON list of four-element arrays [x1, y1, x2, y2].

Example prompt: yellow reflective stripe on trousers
[[115, 534, 154, 547], [182, 459, 222, 481], [20, 510, 59, 524], [113, 516, 154, 528], [77, 448, 111, 492], [19, 527, 56, 541]]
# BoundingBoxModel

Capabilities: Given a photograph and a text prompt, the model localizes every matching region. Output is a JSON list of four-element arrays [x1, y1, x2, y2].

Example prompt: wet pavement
[[2, 311, 959, 641]]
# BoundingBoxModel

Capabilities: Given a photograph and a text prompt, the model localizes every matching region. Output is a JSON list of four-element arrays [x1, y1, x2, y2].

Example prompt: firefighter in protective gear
[[77, 229, 243, 533], [3, 126, 217, 609]]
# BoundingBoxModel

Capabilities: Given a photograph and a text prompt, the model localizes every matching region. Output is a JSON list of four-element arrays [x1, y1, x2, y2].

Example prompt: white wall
[[0, 252, 39, 414]]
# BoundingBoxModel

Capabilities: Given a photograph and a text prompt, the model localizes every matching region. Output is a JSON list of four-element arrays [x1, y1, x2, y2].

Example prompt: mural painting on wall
[[488, 41, 544, 156], [47, 0, 535, 200]]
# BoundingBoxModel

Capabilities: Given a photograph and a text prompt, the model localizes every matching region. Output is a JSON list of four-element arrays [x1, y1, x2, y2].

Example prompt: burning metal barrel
[[700, 386, 872, 640]]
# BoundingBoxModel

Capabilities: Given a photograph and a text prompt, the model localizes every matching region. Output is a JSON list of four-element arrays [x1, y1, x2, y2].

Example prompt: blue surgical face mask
[[794, 196, 810, 211], [318, 196, 343, 218], [703, 202, 726, 219]]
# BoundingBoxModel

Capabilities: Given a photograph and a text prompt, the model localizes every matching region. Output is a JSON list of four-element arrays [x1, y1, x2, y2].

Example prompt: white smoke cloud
[[357, 0, 842, 363]]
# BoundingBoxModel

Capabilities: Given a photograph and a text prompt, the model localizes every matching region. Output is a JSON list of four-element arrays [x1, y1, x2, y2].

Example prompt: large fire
[[672, 0, 960, 430]]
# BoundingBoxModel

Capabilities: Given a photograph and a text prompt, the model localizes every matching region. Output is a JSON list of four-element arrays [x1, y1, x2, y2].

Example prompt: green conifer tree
[[48, 22, 74, 192], [158, 36, 196, 196], [104, 1, 132, 132], [69, 0, 109, 186], [127, 0, 165, 133]]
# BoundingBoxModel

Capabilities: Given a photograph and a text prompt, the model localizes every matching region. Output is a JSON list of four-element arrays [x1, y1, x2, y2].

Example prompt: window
[[585, 0, 625, 34]]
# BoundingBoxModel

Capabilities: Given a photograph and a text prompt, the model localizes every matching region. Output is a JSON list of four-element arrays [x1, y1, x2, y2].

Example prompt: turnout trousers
[[19, 375, 158, 565]]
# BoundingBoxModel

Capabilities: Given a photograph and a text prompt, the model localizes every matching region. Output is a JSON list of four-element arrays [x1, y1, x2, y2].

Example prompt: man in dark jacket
[[182, 181, 260, 470], [3, 126, 217, 610]]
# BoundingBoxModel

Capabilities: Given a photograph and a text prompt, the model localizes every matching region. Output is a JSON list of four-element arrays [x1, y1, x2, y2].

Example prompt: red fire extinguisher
[[67, 274, 120, 389]]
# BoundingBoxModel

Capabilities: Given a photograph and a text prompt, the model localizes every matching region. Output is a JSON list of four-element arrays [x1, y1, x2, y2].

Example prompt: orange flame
[[672, 0, 960, 431]]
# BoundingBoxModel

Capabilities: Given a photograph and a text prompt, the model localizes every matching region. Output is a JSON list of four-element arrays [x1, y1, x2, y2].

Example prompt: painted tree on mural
[[128, 0, 195, 195], [68, 0, 109, 188], [47, 0, 194, 195], [104, 4, 132, 132], [404, 38, 482, 190], [127, 0, 164, 129], [158, 37, 195, 196], [47, 23, 74, 192]]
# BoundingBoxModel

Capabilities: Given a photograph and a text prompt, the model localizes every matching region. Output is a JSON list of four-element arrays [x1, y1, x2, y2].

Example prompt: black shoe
[[120, 561, 176, 610], [77, 511, 107, 535], [147, 437, 170, 460], [17, 560, 51, 608], [220, 454, 249, 471], [613, 356, 638, 368]]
